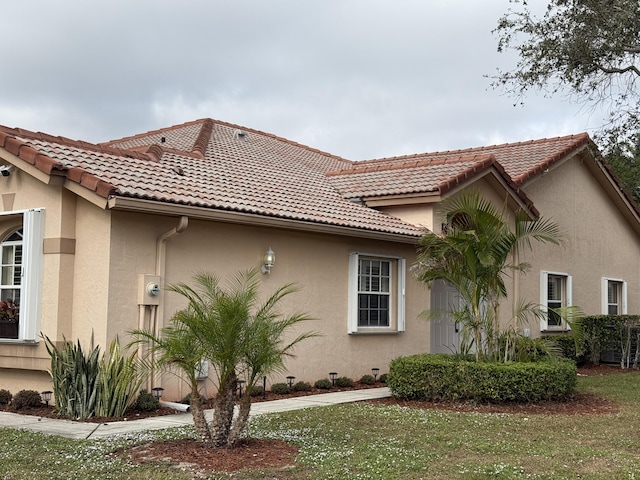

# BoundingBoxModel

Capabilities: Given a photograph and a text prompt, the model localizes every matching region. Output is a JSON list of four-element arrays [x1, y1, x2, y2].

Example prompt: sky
[[0, 0, 610, 161]]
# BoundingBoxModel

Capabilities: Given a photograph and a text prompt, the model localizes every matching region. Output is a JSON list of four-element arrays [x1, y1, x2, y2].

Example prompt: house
[[1, 118, 638, 400]]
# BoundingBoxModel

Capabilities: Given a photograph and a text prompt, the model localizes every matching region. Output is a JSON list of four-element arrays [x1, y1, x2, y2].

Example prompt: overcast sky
[[0, 1, 609, 161]]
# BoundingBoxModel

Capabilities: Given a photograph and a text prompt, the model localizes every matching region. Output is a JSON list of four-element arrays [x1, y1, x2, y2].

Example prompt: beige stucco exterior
[[0, 167, 432, 399], [2, 132, 640, 403]]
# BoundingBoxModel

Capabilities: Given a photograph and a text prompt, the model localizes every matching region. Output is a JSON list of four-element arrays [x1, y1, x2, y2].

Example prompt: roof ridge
[[104, 117, 354, 166], [326, 153, 495, 177], [512, 133, 591, 184], [359, 132, 592, 164], [0, 125, 157, 163], [0, 127, 117, 198]]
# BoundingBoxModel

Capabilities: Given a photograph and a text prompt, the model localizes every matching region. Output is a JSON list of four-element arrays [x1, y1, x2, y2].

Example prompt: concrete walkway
[[0, 387, 390, 440]]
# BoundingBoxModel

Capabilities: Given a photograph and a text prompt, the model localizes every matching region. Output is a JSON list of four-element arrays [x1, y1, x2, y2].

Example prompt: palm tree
[[130, 269, 315, 448], [415, 192, 562, 361]]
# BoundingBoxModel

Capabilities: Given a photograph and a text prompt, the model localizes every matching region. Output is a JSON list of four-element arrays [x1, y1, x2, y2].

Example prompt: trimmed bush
[[13, 390, 43, 409], [270, 383, 291, 395], [388, 354, 577, 402], [379, 373, 388, 384], [314, 378, 332, 390], [134, 390, 160, 411], [335, 376, 355, 388], [250, 386, 265, 397], [359, 374, 376, 385], [292, 381, 312, 392], [0, 389, 12, 405]]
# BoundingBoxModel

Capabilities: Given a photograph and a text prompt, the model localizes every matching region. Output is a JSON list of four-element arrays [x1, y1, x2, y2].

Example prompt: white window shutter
[[397, 258, 406, 332], [19, 209, 45, 341], [540, 271, 548, 331], [347, 252, 359, 334], [600, 277, 608, 315], [622, 281, 628, 314]]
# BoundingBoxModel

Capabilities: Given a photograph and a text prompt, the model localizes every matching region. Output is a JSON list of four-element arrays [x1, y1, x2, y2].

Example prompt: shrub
[[44, 334, 100, 420], [335, 376, 355, 388], [359, 374, 376, 385], [314, 378, 332, 389], [270, 383, 291, 395], [250, 386, 265, 397], [388, 354, 576, 402], [379, 373, 388, 384], [0, 389, 12, 405], [13, 390, 43, 409], [95, 337, 142, 418], [541, 334, 581, 361], [292, 381, 312, 392], [134, 390, 159, 412]]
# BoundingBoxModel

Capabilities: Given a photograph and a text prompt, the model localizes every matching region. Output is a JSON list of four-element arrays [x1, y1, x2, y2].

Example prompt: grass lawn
[[2, 371, 640, 479]]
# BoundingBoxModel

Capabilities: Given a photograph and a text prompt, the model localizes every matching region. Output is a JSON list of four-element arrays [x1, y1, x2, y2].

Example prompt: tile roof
[[0, 120, 426, 237], [353, 133, 592, 186], [326, 153, 518, 199], [0, 120, 607, 239]]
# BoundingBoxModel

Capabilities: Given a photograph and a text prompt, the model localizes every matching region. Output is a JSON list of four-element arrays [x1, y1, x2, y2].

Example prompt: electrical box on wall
[[137, 274, 161, 305]]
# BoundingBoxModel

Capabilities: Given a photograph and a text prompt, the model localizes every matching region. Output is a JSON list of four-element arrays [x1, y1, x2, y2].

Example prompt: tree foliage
[[130, 269, 315, 448], [603, 132, 640, 204], [492, 0, 640, 146], [414, 192, 562, 362]]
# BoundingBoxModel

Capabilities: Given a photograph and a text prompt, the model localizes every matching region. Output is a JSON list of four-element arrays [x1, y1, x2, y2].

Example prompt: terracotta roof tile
[[356, 133, 591, 186], [1, 119, 423, 237], [0, 120, 598, 238]]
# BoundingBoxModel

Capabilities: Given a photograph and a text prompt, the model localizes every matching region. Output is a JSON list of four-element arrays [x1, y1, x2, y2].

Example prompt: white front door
[[430, 280, 462, 354]]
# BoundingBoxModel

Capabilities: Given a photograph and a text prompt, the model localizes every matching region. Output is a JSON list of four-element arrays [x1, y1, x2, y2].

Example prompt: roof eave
[[107, 196, 423, 244]]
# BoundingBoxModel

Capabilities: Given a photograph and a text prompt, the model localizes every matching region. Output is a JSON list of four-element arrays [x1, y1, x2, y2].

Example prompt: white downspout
[[151, 216, 189, 389]]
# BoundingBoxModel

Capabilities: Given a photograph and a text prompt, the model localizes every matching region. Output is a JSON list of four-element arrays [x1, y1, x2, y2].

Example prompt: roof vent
[[234, 130, 247, 141], [160, 136, 166, 143], [172, 166, 184, 176]]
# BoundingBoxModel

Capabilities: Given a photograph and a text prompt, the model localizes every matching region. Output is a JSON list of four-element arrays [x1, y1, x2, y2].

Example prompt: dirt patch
[[119, 437, 299, 475]]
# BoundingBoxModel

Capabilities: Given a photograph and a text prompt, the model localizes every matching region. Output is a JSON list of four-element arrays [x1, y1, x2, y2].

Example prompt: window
[[348, 252, 405, 333], [601, 278, 627, 315], [0, 209, 44, 341], [540, 271, 572, 331]]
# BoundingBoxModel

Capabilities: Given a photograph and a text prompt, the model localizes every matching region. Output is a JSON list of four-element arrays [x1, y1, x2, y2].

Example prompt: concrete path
[[0, 387, 390, 440]]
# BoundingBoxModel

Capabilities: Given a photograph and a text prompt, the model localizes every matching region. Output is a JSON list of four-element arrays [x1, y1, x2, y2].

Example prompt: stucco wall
[[520, 154, 640, 325], [106, 212, 430, 400]]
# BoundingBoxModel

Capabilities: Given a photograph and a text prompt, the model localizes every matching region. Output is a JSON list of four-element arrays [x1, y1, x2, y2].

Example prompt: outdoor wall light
[[371, 368, 380, 382], [261, 248, 276, 274], [41, 390, 53, 406], [329, 372, 338, 386], [0, 165, 14, 177], [286, 376, 296, 387], [151, 387, 164, 400]]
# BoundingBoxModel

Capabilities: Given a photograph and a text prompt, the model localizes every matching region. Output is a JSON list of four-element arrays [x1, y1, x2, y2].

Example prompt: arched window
[[1, 228, 22, 337], [0, 209, 44, 341], [1, 228, 22, 306]]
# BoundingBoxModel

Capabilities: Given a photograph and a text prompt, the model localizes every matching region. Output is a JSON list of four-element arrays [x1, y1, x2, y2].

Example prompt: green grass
[[2, 371, 640, 479]]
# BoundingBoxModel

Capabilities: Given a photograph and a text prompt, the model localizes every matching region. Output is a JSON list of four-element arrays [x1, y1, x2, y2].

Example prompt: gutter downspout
[[150, 216, 189, 389]]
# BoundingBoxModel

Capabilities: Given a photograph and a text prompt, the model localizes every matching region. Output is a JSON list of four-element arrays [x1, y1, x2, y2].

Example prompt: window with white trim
[[540, 271, 572, 331], [0, 209, 45, 341], [602, 278, 627, 315], [348, 252, 405, 334]]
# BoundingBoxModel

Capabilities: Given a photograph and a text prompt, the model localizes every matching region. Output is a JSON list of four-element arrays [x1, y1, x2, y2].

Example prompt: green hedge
[[387, 354, 577, 402]]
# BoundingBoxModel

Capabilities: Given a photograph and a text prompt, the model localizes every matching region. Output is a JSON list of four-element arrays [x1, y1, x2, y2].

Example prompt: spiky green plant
[[43, 334, 100, 420], [95, 337, 142, 418], [130, 269, 317, 448]]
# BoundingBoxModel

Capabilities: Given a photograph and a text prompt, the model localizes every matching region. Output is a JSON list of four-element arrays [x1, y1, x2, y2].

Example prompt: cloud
[[0, 0, 610, 159]]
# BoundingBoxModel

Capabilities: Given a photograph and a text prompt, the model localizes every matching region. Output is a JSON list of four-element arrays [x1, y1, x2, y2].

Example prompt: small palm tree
[[130, 269, 315, 448], [415, 192, 562, 361]]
